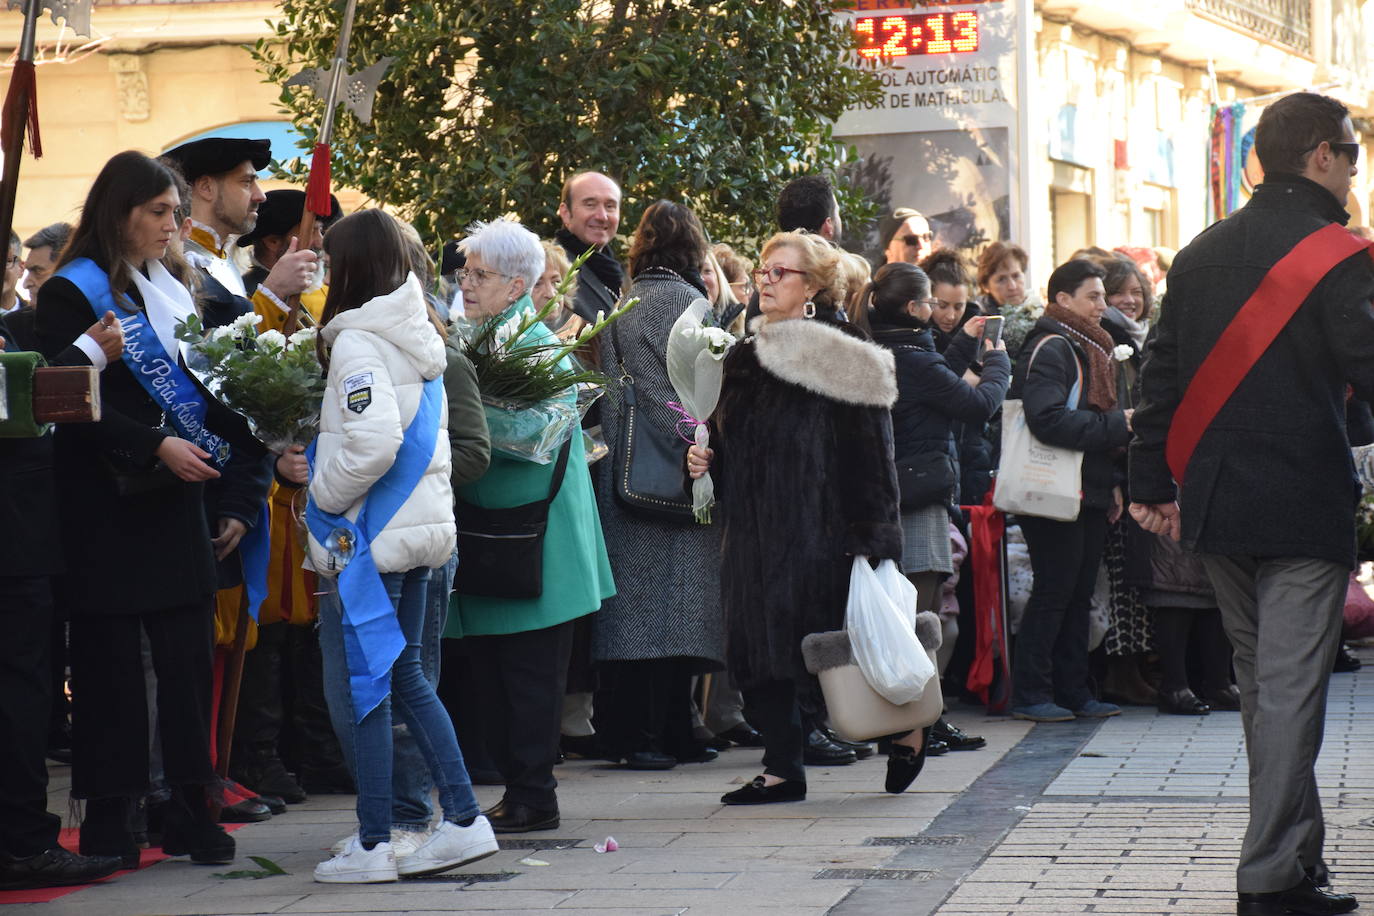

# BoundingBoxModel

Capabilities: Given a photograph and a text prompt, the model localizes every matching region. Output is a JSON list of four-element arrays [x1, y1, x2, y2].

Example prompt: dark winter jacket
[[1123, 519, 1216, 608], [1009, 317, 1132, 511], [1130, 175, 1374, 569], [712, 315, 900, 694], [870, 314, 1010, 508], [36, 274, 266, 614]]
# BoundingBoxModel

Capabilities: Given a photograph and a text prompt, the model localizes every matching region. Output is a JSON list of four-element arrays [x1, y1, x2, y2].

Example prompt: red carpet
[[0, 824, 245, 906]]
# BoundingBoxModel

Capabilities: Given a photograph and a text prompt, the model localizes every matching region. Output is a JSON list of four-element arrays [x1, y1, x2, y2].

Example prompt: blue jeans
[[318, 562, 476, 844]]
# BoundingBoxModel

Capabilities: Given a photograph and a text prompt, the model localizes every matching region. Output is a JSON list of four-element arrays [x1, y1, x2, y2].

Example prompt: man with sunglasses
[[1131, 92, 1370, 916], [884, 208, 939, 265]]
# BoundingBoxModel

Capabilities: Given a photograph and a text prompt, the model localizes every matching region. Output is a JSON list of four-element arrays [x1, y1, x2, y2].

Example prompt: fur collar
[[749, 316, 897, 408]]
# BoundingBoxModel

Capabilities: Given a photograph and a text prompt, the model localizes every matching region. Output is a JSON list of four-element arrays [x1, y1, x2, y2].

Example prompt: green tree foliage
[[253, 0, 881, 248]]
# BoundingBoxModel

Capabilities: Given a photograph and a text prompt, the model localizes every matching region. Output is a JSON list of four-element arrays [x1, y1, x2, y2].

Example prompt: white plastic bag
[[845, 557, 937, 705]]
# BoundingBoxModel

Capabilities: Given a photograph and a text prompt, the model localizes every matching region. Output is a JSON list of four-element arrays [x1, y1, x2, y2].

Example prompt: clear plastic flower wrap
[[483, 383, 604, 465]]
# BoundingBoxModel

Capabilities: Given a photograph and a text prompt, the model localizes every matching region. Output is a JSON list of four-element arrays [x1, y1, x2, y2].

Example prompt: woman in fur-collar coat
[[689, 232, 901, 806]]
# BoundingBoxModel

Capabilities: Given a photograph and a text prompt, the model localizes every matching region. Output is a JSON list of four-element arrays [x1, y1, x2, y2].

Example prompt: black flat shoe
[[713, 723, 766, 748], [485, 800, 560, 833], [1237, 876, 1357, 915], [803, 729, 856, 766], [1206, 684, 1242, 711], [1158, 688, 1210, 716], [885, 743, 928, 794], [622, 751, 678, 770], [720, 776, 806, 805], [925, 737, 949, 756], [1333, 643, 1362, 673], [162, 819, 236, 865], [931, 719, 986, 751], [0, 848, 123, 890], [79, 797, 140, 870]]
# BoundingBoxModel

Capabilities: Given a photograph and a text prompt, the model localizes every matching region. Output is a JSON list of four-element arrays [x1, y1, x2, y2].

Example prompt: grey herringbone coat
[[591, 270, 725, 669]]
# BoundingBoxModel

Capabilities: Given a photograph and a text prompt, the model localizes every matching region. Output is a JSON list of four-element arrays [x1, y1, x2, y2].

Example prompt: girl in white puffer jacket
[[307, 210, 496, 884]]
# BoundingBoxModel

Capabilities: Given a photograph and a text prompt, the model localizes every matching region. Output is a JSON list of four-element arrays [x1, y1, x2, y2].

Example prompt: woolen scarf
[[556, 227, 624, 296], [1044, 301, 1117, 413]]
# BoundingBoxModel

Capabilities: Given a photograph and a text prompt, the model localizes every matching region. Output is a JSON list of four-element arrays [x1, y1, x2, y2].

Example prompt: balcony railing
[[1185, 0, 1312, 55]]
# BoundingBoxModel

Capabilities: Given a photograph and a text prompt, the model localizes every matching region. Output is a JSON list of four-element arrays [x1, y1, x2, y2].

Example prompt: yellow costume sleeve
[[252, 286, 327, 334]]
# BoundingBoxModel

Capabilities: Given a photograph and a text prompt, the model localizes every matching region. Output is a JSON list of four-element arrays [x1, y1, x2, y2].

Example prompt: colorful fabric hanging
[[1208, 102, 1247, 222]]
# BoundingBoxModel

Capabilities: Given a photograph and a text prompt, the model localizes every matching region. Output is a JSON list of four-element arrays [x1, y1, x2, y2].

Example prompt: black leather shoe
[[720, 776, 806, 805], [711, 724, 766, 749], [79, 796, 140, 869], [485, 800, 560, 833], [623, 751, 678, 770], [670, 745, 719, 764], [1206, 684, 1242, 711], [1158, 687, 1210, 716], [254, 794, 287, 816], [885, 743, 929, 794], [0, 848, 123, 889], [822, 728, 876, 759], [233, 760, 307, 805], [1237, 877, 1357, 915], [925, 736, 949, 756], [1306, 864, 1331, 888], [803, 729, 857, 766], [1333, 643, 1362, 673], [162, 800, 236, 866], [219, 799, 272, 823], [931, 719, 986, 751]]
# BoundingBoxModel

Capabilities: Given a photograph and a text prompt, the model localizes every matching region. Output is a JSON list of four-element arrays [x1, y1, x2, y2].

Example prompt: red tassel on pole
[[2, 60, 41, 159], [305, 142, 332, 217]]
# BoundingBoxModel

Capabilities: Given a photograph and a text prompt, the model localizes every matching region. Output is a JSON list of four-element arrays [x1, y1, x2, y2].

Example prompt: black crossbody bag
[[453, 438, 571, 600], [607, 321, 695, 523]]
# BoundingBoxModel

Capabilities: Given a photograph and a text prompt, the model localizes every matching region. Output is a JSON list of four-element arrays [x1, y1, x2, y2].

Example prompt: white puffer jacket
[[307, 274, 455, 575]]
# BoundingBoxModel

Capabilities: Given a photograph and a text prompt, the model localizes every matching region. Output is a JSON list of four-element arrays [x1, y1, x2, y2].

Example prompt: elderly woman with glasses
[[443, 218, 615, 834], [687, 231, 903, 805]]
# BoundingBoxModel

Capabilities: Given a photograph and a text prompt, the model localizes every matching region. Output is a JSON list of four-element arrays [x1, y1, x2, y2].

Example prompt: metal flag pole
[[0, 0, 90, 249], [280, 0, 391, 335]]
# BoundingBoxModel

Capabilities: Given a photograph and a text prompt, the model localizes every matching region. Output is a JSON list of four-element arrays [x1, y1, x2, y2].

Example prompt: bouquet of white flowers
[[176, 313, 326, 452], [665, 299, 737, 523]]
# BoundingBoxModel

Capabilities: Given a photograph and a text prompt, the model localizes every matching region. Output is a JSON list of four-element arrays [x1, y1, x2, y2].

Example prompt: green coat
[[445, 299, 615, 638]]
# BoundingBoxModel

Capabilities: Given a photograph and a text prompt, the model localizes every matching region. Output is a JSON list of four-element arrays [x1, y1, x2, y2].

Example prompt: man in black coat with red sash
[[1130, 92, 1373, 916]]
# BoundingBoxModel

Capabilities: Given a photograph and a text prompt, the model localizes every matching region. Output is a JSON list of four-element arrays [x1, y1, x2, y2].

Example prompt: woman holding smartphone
[[857, 261, 1010, 785]]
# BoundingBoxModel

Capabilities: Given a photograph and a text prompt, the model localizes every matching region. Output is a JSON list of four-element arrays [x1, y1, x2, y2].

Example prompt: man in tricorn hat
[[238, 188, 341, 325], [161, 137, 319, 332]]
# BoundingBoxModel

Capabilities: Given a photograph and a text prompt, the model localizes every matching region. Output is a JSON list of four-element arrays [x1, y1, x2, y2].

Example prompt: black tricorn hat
[[236, 189, 343, 248], [162, 137, 271, 184]]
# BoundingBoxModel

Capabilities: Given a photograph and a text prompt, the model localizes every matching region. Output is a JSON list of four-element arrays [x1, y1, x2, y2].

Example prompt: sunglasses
[[1304, 139, 1360, 164], [902, 233, 933, 245]]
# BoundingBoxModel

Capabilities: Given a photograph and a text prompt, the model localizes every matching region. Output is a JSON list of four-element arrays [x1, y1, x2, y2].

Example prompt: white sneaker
[[397, 817, 499, 877], [331, 828, 428, 860], [314, 837, 399, 883]]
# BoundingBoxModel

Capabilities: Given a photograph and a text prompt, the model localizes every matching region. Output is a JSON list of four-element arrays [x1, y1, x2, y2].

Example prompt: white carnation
[[232, 312, 264, 332], [287, 326, 317, 349], [1112, 344, 1134, 361], [209, 325, 236, 342], [257, 329, 288, 351], [703, 327, 735, 349]]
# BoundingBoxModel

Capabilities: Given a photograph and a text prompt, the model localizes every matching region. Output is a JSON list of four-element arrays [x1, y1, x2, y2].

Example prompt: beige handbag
[[802, 611, 944, 742]]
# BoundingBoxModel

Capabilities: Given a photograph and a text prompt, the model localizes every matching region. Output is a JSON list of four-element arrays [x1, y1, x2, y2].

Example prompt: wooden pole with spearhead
[[280, 0, 391, 335]]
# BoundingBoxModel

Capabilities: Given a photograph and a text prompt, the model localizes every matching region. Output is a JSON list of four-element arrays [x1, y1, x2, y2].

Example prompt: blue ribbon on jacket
[[59, 257, 270, 621], [305, 376, 443, 723]]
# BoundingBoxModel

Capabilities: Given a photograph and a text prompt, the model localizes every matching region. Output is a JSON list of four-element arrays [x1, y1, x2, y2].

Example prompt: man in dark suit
[[554, 171, 623, 322], [0, 315, 125, 889], [1131, 91, 1372, 916]]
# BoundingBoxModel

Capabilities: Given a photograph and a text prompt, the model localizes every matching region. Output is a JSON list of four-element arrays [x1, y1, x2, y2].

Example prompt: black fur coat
[[712, 316, 902, 693]]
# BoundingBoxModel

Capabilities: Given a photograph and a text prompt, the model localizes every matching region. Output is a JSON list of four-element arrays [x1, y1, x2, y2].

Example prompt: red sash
[[1166, 224, 1374, 484]]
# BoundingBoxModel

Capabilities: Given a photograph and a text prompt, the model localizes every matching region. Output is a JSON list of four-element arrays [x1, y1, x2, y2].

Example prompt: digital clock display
[[855, 12, 980, 59]]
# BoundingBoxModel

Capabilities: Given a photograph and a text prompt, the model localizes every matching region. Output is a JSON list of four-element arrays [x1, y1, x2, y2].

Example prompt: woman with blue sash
[[35, 151, 266, 867], [305, 210, 496, 884]]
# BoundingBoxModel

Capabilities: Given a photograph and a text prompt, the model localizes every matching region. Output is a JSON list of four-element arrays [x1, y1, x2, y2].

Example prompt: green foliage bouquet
[[176, 313, 327, 453], [455, 251, 638, 464]]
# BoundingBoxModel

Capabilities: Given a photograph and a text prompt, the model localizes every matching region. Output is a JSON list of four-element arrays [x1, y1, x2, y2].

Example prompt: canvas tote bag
[[993, 335, 1084, 522]]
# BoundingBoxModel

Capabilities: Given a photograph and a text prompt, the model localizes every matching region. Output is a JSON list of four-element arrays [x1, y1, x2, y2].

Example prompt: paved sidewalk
[[17, 647, 1371, 914]]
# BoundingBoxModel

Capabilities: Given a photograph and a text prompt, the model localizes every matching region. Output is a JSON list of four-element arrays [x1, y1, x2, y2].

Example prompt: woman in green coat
[[443, 218, 614, 834]]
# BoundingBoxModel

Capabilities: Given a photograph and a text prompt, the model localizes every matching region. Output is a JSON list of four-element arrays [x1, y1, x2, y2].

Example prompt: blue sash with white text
[[306, 376, 443, 723], [60, 257, 272, 620], [59, 257, 232, 468]]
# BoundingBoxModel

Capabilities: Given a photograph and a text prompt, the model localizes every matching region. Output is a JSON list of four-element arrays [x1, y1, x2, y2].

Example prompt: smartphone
[[979, 315, 1004, 351]]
